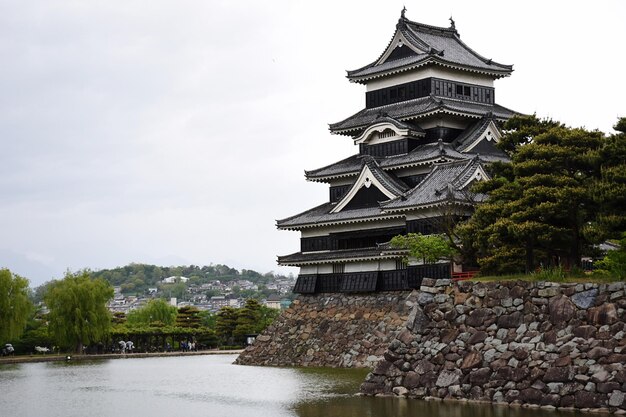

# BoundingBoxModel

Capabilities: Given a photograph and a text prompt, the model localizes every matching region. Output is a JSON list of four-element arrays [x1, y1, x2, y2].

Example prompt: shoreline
[[0, 349, 243, 365]]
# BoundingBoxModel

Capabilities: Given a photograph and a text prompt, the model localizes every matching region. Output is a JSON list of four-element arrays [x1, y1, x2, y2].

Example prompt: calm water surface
[[0, 354, 571, 417]]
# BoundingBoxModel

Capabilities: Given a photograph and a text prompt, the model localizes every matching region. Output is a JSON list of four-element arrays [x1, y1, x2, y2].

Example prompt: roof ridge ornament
[[449, 16, 456, 30], [397, 6, 407, 29]]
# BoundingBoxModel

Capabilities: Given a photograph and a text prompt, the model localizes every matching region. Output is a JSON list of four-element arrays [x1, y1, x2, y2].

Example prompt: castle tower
[[278, 11, 518, 294]]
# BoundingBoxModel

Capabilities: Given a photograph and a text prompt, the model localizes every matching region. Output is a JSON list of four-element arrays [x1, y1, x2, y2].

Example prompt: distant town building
[[265, 294, 282, 310], [162, 276, 189, 284]]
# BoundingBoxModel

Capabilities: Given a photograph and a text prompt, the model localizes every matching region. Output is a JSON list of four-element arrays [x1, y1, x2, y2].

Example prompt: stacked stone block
[[361, 279, 626, 413], [236, 291, 416, 367]]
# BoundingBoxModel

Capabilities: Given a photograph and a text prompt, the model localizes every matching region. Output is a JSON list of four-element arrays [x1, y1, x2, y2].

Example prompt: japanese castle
[[278, 10, 517, 294]]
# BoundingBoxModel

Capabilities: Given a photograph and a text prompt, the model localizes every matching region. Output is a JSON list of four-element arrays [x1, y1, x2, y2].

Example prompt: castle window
[[456, 85, 463, 95], [333, 263, 345, 274], [464, 86, 471, 96], [379, 129, 395, 139], [396, 259, 407, 270]]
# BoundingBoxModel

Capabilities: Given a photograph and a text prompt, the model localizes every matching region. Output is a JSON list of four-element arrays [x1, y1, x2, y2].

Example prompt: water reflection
[[295, 396, 565, 417], [0, 355, 569, 417]]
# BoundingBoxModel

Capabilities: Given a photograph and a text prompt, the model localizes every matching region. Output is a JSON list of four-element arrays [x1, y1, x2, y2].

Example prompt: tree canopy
[[457, 115, 625, 275], [589, 118, 626, 241], [390, 233, 457, 264], [44, 270, 114, 352], [0, 268, 32, 342], [126, 298, 177, 327]]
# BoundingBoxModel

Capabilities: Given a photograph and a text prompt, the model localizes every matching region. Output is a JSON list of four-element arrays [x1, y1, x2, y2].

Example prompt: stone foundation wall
[[235, 291, 417, 368], [362, 279, 626, 413]]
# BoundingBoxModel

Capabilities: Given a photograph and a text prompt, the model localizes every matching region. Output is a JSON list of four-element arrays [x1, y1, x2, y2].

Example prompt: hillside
[[31, 263, 295, 303]]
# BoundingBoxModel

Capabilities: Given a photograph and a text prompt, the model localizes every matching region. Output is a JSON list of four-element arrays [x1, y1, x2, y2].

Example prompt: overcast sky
[[1, 1, 624, 287]]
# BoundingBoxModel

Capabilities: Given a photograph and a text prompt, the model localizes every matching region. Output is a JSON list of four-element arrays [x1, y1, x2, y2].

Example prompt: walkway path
[[0, 349, 243, 365]]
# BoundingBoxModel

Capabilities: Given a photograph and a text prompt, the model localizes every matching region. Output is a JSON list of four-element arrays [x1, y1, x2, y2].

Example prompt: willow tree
[[0, 268, 32, 342], [45, 271, 114, 353], [127, 298, 177, 326]]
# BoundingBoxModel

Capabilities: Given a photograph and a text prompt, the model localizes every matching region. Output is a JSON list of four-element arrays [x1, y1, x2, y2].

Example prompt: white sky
[[1, 1, 624, 287]]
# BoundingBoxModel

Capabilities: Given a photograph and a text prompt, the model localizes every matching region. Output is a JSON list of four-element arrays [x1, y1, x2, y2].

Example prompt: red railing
[[452, 271, 479, 281]]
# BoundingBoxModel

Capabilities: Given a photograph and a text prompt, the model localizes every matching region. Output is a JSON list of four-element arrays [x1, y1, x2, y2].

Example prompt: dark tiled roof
[[382, 157, 488, 211], [277, 247, 405, 266], [451, 115, 511, 160], [381, 140, 467, 170], [363, 157, 410, 194], [306, 141, 478, 181], [347, 16, 512, 82], [465, 141, 509, 160], [276, 202, 401, 230], [451, 117, 493, 150], [305, 154, 363, 179], [363, 115, 426, 134], [329, 96, 517, 134], [280, 159, 407, 229]]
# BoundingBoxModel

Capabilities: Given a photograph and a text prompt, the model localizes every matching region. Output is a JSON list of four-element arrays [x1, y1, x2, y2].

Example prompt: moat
[[0, 354, 574, 417]]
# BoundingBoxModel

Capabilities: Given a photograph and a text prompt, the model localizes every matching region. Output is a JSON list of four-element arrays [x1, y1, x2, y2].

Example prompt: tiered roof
[[278, 246, 407, 266], [305, 139, 487, 182], [382, 157, 488, 211], [347, 13, 513, 83], [329, 96, 517, 135], [279, 156, 488, 230]]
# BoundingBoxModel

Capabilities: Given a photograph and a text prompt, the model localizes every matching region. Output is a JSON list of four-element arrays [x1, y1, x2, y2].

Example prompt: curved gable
[[331, 162, 404, 213]]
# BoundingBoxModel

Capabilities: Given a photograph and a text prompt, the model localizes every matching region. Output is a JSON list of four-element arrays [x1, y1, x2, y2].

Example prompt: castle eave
[[277, 248, 407, 266], [347, 59, 512, 84]]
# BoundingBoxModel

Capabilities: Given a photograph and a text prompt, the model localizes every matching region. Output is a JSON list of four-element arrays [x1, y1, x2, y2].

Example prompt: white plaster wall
[[378, 260, 397, 271], [366, 67, 495, 91], [345, 261, 381, 273], [300, 265, 317, 275], [317, 264, 333, 274]]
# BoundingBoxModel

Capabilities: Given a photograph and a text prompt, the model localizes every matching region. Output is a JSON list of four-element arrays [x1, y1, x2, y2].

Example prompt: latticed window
[[379, 129, 395, 139], [396, 259, 407, 270], [332, 263, 345, 274]]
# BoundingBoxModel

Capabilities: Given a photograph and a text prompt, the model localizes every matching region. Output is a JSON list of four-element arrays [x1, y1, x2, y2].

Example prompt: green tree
[[11, 313, 54, 354], [0, 269, 33, 342], [596, 235, 626, 280], [44, 270, 114, 353], [233, 299, 262, 342], [198, 310, 217, 330], [458, 115, 604, 274], [215, 306, 238, 346], [160, 281, 186, 300], [176, 306, 202, 328], [590, 118, 626, 241], [258, 305, 280, 330], [390, 233, 457, 264], [127, 299, 177, 326]]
